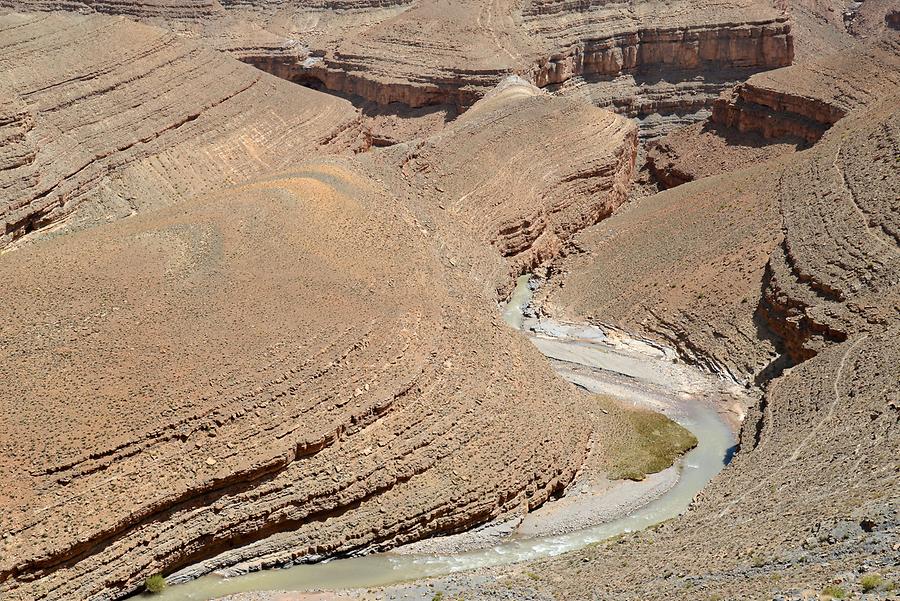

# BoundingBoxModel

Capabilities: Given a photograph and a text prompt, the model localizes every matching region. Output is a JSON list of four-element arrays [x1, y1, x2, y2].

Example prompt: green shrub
[[821, 584, 846, 599], [601, 398, 698, 481], [860, 573, 884, 592], [432, 592, 444, 601], [144, 574, 166, 594]]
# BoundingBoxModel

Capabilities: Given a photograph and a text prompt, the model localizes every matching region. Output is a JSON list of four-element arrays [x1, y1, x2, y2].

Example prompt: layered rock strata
[[240, 0, 793, 140], [0, 62, 638, 600], [0, 12, 367, 249], [711, 36, 900, 144], [645, 32, 900, 187], [384, 78, 638, 283], [2, 0, 794, 139]]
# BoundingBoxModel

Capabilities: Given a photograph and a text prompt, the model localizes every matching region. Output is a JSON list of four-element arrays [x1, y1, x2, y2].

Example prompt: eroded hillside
[[0, 0, 897, 599]]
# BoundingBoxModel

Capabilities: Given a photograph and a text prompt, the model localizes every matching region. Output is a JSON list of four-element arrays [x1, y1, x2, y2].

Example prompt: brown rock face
[[2, 0, 794, 139], [0, 12, 367, 249], [645, 32, 900, 188], [388, 79, 638, 282], [710, 36, 900, 144], [757, 94, 899, 364], [0, 22, 637, 596]]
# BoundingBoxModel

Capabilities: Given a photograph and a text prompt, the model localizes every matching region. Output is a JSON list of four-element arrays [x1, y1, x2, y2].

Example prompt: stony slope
[[646, 31, 899, 187], [0, 161, 590, 601], [322, 36, 899, 601], [536, 160, 785, 383], [0, 64, 640, 600], [0, 11, 367, 249]]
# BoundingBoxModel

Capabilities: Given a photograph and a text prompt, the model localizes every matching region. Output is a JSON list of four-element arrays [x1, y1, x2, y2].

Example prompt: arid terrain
[[0, 0, 897, 598]]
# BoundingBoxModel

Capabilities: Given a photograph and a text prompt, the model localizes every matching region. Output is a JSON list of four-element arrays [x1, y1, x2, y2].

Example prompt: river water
[[154, 275, 735, 600]]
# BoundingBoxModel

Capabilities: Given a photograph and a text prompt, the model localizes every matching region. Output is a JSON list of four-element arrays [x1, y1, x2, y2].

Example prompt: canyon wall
[[0, 18, 639, 597], [711, 36, 900, 144], [538, 32, 899, 384], [0, 12, 368, 249], [645, 33, 899, 188], [2, 0, 794, 139]]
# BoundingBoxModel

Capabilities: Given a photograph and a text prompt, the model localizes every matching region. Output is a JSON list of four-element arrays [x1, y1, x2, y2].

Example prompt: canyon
[[0, 0, 897, 599]]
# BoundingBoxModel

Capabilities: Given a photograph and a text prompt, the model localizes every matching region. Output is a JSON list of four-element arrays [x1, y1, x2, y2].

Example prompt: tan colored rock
[[0, 12, 367, 249], [711, 36, 900, 144], [0, 30, 638, 598]]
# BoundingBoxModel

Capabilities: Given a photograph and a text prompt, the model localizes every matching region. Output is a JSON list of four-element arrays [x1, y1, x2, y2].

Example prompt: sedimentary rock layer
[[711, 36, 900, 144], [3, 0, 793, 139], [0, 53, 637, 600], [383, 78, 637, 283], [0, 160, 592, 600], [238, 0, 793, 136], [0, 12, 366, 249], [645, 31, 900, 187]]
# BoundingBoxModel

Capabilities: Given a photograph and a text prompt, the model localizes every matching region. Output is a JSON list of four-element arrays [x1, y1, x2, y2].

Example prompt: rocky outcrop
[[711, 80, 845, 144], [0, 12, 368, 249], [644, 120, 802, 188], [755, 93, 899, 364], [246, 1, 794, 135], [711, 37, 900, 144], [644, 34, 900, 188], [0, 49, 637, 599], [389, 78, 638, 283], [526, 18, 793, 88]]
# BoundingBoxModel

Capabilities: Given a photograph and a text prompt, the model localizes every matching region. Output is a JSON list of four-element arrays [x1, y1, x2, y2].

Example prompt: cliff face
[[243, 2, 794, 140], [644, 33, 900, 189], [711, 37, 900, 144], [2, 0, 794, 139], [711, 81, 845, 144], [0, 13, 368, 249], [528, 20, 793, 88]]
